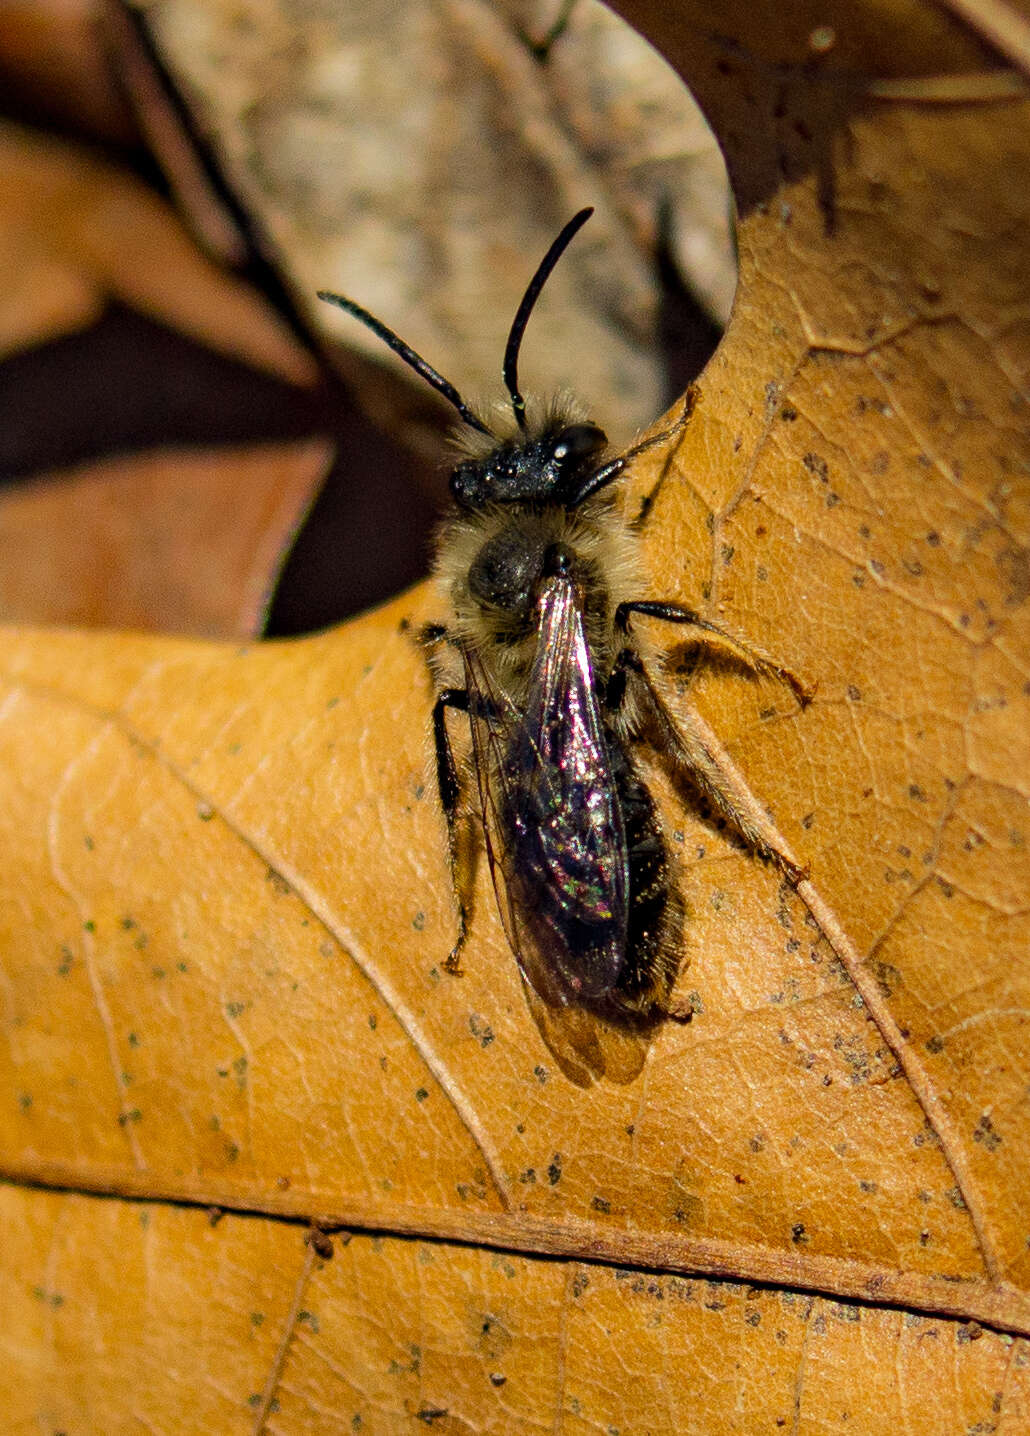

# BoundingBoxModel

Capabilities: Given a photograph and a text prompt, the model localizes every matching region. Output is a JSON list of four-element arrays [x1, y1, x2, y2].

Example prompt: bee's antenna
[[317, 290, 493, 437], [503, 207, 594, 431]]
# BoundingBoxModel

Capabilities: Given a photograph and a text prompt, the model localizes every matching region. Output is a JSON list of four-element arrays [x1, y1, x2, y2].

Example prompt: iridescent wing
[[459, 643, 525, 964], [461, 575, 629, 1007]]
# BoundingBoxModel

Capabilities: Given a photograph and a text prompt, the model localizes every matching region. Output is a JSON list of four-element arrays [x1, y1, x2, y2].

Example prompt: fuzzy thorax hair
[[434, 446, 648, 716]]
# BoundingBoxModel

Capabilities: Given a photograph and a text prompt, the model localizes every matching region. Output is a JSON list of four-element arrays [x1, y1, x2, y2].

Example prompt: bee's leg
[[571, 387, 697, 507], [609, 648, 807, 888], [418, 621, 450, 648], [432, 688, 474, 975], [615, 600, 813, 709]]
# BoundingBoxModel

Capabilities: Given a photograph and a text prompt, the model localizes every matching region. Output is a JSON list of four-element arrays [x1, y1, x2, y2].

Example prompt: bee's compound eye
[[551, 424, 607, 464]]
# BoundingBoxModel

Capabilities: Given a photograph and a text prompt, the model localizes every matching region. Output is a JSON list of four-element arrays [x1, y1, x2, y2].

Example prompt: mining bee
[[319, 209, 807, 1027]]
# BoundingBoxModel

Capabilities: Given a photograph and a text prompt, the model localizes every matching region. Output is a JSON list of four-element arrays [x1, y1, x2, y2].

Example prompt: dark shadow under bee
[[320, 209, 809, 1067]]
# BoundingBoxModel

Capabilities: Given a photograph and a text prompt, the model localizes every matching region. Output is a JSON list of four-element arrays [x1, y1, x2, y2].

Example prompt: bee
[[319, 209, 807, 1026]]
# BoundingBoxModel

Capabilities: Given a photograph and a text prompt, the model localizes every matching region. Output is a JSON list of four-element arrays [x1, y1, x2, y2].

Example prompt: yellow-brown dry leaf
[[2, 1189, 1027, 1433], [1, 0, 1029, 1429]]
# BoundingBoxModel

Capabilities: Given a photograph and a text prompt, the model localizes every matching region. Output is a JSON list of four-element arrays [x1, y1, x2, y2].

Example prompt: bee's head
[[317, 208, 606, 508], [450, 420, 609, 510]]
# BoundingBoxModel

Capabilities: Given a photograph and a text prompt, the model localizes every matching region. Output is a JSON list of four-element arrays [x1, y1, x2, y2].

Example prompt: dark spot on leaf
[[469, 1014, 495, 1047], [973, 1115, 1001, 1151]]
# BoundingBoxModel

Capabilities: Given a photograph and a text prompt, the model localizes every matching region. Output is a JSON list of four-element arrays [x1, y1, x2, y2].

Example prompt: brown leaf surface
[[0, 0, 137, 143], [0, 441, 330, 636], [2, 0, 1029, 1428], [0, 117, 333, 636]]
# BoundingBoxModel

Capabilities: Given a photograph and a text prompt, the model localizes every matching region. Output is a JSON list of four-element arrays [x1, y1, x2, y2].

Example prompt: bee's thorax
[[434, 490, 644, 708]]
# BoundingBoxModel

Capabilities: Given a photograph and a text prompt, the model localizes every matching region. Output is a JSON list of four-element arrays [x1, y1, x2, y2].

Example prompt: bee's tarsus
[[796, 675, 819, 709], [780, 855, 811, 888]]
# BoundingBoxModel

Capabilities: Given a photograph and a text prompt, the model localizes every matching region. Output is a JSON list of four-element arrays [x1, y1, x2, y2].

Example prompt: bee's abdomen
[[608, 737, 674, 1012]]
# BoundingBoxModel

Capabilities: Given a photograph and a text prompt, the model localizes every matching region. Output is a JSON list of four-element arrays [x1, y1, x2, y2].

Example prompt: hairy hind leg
[[615, 600, 813, 709], [609, 647, 807, 887]]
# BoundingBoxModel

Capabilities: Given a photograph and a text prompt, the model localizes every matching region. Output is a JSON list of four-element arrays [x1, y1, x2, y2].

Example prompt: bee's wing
[[459, 644, 527, 967], [464, 576, 630, 1007]]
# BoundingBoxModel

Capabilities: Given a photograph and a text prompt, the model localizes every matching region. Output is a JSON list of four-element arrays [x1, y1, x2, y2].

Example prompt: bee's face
[[450, 422, 609, 509]]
